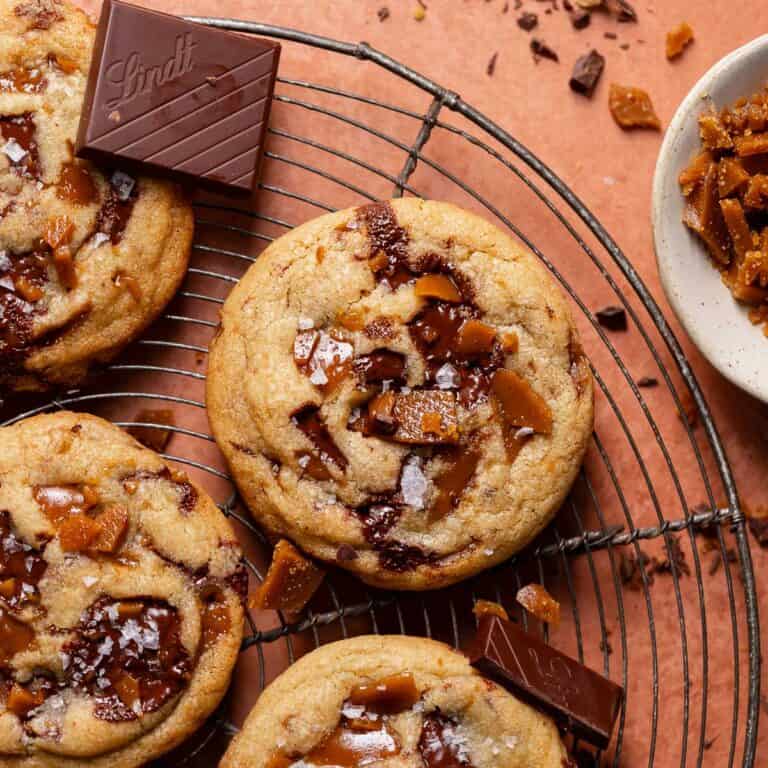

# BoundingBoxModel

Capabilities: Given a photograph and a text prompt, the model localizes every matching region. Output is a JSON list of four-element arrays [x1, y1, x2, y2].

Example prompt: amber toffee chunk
[[666, 21, 694, 60], [251, 539, 325, 614], [679, 83, 768, 337], [609, 83, 661, 130]]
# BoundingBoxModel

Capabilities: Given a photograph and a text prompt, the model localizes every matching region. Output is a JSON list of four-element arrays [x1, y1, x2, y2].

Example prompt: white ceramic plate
[[652, 34, 768, 403]]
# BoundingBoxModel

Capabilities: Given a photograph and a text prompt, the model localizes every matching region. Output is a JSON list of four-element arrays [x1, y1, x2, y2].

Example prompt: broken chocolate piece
[[570, 49, 605, 96], [609, 84, 661, 130], [353, 349, 406, 385], [570, 8, 591, 28], [595, 305, 627, 330], [531, 38, 559, 62], [251, 539, 325, 614], [76, 0, 281, 194], [468, 615, 623, 749], [291, 405, 348, 474]]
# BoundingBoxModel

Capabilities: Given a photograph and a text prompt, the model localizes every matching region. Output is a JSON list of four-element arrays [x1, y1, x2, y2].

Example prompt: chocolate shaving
[[486, 52, 498, 77], [569, 49, 605, 96], [531, 38, 559, 63]]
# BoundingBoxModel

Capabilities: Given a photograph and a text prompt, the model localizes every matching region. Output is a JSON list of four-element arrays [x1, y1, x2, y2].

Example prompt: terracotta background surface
[[59, 0, 767, 764]]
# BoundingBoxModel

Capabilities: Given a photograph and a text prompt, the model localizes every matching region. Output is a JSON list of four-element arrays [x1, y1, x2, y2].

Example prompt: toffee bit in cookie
[[251, 539, 324, 614], [0, 66, 45, 94], [13, 0, 62, 29], [666, 22, 694, 60], [454, 319, 496, 359], [96, 174, 138, 244], [6, 682, 46, 718], [196, 581, 232, 648], [516, 583, 561, 625], [491, 369, 553, 434], [595, 304, 627, 330], [113, 270, 142, 301], [392, 390, 459, 444], [57, 505, 128, 554], [33, 483, 100, 524], [348, 672, 420, 712], [569, 49, 605, 96], [414, 273, 463, 303], [0, 606, 34, 665], [430, 443, 481, 521], [56, 161, 97, 205], [126, 408, 175, 452], [0, 511, 46, 608], [294, 329, 353, 392], [608, 84, 661, 130], [473, 598, 510, 620], [531, 38, 559, 63]]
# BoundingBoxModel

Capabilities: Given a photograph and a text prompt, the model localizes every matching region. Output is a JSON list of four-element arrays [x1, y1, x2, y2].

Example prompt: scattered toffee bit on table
[[609, 84, 661, 130], [63, 597, 191, 721], [531, 38, 559, 63], [473, 599, 510, 620], [666, 22, 694, 59], [604, 31, 618, 40], [76, 0, 280, 194], [516, 583, 561, 625], [125, 408, 175, 452], [413, 3, 426, 22], [468, 615, 623, 749], [569, 49, 605, 96], [486, 52, 498, 77], [517, 11, 538, 30], [250, 539, 325, 614], [637, 376, 659, 388], [595, 305, 627, 330], [619, 42, 630, 50], [377, 6, 390, 21]]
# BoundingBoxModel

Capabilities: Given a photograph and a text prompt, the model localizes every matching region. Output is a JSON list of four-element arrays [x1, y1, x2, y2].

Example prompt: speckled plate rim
[[652, 33, 768, 404]]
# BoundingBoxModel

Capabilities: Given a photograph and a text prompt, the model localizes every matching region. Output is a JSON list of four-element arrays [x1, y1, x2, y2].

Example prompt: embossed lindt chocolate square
[[75, 0, 280, 194]]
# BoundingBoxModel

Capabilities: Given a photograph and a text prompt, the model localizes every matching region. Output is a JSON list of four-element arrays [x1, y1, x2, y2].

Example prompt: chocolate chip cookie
[[207, 199, 594, 590], [0, 411, 245, 766], [0, 0, 193, 392], [220, 635, 569, 768]]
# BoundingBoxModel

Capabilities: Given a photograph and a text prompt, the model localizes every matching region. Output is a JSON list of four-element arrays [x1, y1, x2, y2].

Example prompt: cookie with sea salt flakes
[[0, 0, 193, 392], [0, 411, 245, 767], [220, 635, 569, 768], [207, 198, 594, 590]]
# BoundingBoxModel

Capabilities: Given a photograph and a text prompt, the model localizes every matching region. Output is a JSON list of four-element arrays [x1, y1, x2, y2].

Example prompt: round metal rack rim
[[0, 16, 759, 768]]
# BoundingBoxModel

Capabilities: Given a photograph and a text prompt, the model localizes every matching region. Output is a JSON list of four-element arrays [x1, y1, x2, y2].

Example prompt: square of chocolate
[[76, 0, 280, 194]]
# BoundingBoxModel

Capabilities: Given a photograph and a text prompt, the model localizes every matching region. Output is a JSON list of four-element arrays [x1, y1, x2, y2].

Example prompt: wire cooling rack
[[0, 19, 761, 768]]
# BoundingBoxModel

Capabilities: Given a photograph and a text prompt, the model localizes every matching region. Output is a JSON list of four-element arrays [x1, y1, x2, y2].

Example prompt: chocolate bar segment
[[76, 0, 280, 193], [467, 615, 623, 749]]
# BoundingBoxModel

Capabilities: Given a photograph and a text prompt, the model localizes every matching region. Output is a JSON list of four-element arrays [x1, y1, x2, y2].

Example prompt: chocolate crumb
[[377, 6, 390, 21], [612, 0, 637, 22], [502, 1, 509, 11], [531, 38, 559, 63], [563, 0, 573, 9], [748, 516, 768, 547], [703, 737, 717, 751], [569, 49, 605, 96], [486, 52, 499, 76], [619, 550, 654, 590], [570, 9, 591, 28], [678, 391, 699, 429], [651, 534, 690, 577], [336, 544, 359, 561], [619, 42, 630, 50], [517, 11, 538, 31], [637, 376, 658, 388], [599, 638, 613, 655], [596, 305, 627, 330], [514, 0, 522, 8], [604, 31, 618, 39]]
